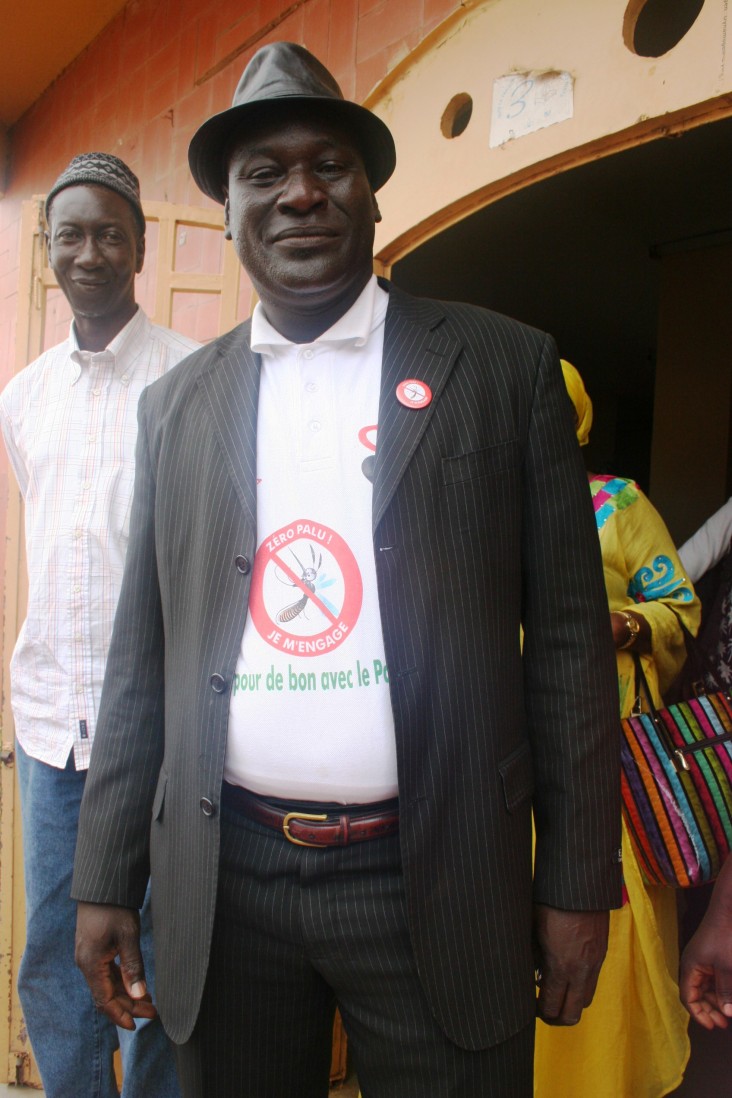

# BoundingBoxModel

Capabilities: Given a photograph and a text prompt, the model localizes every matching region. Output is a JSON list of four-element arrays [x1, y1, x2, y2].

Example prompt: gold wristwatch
[[618, 610, 641, 650]]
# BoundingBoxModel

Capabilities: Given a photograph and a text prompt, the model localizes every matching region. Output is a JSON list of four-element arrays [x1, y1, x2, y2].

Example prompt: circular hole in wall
[[440, 93, 473, 138], [624, 0, 705, 57]]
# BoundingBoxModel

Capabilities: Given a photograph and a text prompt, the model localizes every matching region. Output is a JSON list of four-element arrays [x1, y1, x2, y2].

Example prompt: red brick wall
[[0, 0, 459, 566]]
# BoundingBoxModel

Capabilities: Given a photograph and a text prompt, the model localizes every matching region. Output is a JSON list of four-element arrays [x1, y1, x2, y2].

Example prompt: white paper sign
[[490, 70, 574, 148]]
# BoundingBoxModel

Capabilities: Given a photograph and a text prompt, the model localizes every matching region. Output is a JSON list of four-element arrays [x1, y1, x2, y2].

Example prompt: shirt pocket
[[108, 461, 135, 544]]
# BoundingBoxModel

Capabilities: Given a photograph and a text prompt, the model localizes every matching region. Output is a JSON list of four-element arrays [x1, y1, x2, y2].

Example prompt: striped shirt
[[0, 307, 199, 769]]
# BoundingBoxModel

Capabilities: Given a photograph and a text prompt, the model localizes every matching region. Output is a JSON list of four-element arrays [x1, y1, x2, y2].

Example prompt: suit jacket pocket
[[152, 770, 167, 822], [441, 439, 519, 485], [440, 440, 521, 537], [498, 742, 534, 812]]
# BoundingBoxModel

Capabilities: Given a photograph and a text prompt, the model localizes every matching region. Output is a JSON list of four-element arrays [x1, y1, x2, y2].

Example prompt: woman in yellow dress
[[534, 362, 700, 1097]]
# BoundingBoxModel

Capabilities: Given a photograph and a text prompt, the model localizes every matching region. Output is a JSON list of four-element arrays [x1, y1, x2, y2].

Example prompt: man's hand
[[680, 858, 732, 1029], [533, 904, 609, 1026], [75, 901, 156, 1030]]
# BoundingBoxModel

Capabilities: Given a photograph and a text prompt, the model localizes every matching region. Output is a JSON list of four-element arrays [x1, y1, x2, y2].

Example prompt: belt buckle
[[282, 811, 329, 847]]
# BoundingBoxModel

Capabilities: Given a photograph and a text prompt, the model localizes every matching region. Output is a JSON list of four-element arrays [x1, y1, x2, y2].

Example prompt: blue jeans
[[16, 741, 180, 1098]]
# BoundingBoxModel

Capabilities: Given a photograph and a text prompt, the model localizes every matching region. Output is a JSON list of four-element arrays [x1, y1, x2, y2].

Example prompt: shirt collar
[[69, 307, 150, 383], [250, 275, 386, 354]]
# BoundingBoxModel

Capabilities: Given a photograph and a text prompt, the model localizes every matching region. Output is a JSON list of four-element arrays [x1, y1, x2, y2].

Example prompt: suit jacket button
[[209, 673, 227, 693], [235, 555, 251, 575], [200, 797, 215, 817]]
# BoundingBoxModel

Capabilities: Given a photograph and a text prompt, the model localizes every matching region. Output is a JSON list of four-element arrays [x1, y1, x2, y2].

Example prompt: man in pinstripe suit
[[72, 43, 622, 1097]]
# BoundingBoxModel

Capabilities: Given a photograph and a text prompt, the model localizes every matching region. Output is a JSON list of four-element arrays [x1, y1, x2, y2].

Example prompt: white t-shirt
[[225, 277, 398, 803]]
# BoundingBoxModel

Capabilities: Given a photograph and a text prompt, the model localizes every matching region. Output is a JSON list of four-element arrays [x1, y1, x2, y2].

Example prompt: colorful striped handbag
[[621, 655, 732, 887]]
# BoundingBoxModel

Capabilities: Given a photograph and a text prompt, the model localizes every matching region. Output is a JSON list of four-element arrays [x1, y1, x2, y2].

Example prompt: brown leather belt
[[222, 783, 399, 848]]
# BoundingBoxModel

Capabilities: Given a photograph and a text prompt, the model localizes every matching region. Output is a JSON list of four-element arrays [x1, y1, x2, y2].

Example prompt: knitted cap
[[45, 152, 145, 233]]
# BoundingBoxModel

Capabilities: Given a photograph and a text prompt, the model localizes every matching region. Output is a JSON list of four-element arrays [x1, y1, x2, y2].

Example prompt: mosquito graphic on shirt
[[276, 543, 338, 623]]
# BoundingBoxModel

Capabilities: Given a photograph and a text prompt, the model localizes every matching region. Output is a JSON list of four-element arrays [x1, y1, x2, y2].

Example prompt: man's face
[[224, 113, 381, 323], [46, 185, 144, 323]]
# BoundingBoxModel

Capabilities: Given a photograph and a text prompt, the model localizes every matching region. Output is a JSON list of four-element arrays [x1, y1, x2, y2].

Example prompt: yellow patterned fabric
[[534, 477, 700, 1098]]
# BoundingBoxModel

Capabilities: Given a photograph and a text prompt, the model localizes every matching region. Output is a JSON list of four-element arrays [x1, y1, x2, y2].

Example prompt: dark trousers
[[175, 803, 534, 1098]]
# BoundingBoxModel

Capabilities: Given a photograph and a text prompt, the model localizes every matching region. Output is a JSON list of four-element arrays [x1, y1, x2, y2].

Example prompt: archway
[[390, 115, 732, 543]]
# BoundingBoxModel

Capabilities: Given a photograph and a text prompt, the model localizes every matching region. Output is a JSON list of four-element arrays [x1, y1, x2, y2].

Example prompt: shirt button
[[92, 388, 102, 397], [76, 684, 84, 694], [73, 585, 81, 593], [200, 797, 216, 817], [303, 348, 314, 360], [87, 435, 96, 443], [81, 481, 91, 490], [74, 529, 83, 539], [235, 555, 251, 575], [305, 381, 317, 393], [310, 421, 322, 433], [210, 673, 227, 694]]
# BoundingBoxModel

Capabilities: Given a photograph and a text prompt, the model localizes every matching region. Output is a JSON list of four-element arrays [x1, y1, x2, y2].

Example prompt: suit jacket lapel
[[194, 288, 463, 537], [197, 322, 260, 533], [373, 286, 463, 532]]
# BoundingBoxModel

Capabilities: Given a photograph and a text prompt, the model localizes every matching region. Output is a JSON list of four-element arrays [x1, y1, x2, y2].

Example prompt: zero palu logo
[[249, 520, 363, 656]]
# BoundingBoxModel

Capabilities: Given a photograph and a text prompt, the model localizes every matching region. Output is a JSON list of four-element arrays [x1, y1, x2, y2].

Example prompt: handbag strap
[[629, 652, 690, 771], [676, 616, 726, 694], [627, 608, 714, 703], [630, 651, 656, 716]]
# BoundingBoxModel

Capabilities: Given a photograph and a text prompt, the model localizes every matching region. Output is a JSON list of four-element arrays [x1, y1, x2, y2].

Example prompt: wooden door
[[0, 196, 248, 1086]]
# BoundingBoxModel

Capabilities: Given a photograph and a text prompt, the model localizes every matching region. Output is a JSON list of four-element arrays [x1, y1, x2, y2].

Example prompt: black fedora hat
[[188, 42, 396, 202]]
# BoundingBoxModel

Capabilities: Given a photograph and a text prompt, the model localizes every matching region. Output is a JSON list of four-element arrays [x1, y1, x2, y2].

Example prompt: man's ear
[[135, 233, 146, 274], [224, 196, 231, 240], [373, 194, 382, 224]]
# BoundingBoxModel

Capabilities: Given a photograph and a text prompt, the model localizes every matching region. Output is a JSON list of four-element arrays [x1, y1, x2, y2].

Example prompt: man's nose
[[75, 235, 104, 265], [277, 170, 326, 211]]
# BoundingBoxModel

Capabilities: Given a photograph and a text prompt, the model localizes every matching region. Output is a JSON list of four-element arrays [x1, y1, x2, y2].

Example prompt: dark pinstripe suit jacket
[[73, 282, 622, 1051]]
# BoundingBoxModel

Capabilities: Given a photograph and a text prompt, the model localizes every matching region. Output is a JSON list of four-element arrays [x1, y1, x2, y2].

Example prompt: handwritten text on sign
[[490, 71, 573, 148]]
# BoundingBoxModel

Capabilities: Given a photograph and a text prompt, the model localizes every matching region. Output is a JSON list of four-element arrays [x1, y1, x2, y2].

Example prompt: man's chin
[[70, 304, 112, 319], [258, 267, 370, 311]]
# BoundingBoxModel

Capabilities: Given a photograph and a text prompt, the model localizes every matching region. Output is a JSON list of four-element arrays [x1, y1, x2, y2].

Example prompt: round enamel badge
[[396, 379, 432, 409]]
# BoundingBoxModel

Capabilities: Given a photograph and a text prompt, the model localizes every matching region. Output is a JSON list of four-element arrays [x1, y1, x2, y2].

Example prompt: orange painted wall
[[0, 0, 460, 572]]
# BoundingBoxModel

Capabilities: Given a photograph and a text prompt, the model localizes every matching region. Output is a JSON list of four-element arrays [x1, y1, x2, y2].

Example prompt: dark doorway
[[392, 115, 732, 537]]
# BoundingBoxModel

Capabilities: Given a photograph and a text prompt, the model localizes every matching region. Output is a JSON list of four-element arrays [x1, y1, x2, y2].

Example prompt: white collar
[[69, 306, 148, 376], [250, 275, 386, 353]]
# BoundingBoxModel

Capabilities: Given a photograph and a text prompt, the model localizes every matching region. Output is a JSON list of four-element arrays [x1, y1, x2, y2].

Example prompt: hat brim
[[188, 96, 396, 202]]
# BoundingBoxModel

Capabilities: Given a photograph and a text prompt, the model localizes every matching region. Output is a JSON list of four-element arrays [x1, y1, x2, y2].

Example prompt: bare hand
[[680, 859, 732, 1028], [533, 904, 609, 1025], [75, 901, 156, 1030]]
